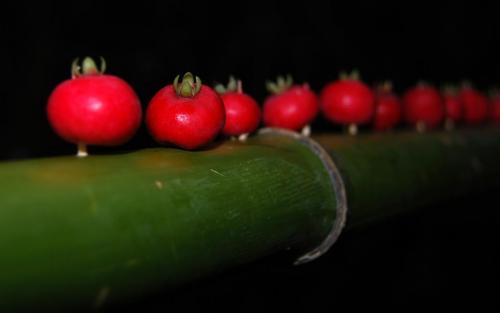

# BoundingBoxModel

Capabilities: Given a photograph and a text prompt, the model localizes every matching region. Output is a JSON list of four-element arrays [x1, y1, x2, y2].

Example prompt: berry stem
[[238, 133, 249, 142], [348, 123, 358, 136], [301, 125, 311, 137], [77, 143, 88, 158], [445, 118, 455, 131], [416, 121, 427, 133]]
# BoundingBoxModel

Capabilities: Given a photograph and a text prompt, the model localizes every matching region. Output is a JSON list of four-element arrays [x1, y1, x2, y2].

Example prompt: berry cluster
[[47, 58, 499, 156]]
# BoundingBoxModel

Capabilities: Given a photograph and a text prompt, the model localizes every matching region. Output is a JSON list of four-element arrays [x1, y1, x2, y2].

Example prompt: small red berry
[[440, 85, 463, 130], [262, 75, 319, 132], [47, 57, 142, 156], [146, 73, 225, 150], [442, 86, 463, 122], [459, 84, 489, 125], [489, 90, 500, 124], [372, 82, 401, 131], [215, 76, 261, 138], [402, 83, 444, 131], [320, 71, 375, 135]]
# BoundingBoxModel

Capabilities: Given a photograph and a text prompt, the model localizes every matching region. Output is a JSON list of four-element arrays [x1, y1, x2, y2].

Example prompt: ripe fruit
[[459, 83, 489, 125], [47, 57, 142, 157], [402, 83, 444, 132], [262, 75, 319, 135], [146, 72, 225, 150], [372, 82, 401, 131], [441, 85, 463, 130], [489, 90, 500, 124], [320, 71, 375, 135], [215, 76, 261, 140]]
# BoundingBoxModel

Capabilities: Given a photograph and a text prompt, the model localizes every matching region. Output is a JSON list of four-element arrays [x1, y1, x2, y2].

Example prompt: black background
[[1, 1, 499, 311]]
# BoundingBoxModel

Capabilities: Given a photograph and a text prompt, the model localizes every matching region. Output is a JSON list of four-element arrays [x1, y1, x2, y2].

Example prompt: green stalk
[[0, 131, 338, 312], [313, 128, 500, 227], [1, 128, 500, 312]]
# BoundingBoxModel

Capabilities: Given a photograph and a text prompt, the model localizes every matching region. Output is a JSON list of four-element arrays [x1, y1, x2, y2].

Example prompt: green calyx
[[173, 72, 202, 97], [460, 80, 473, 90], [214, 75, 242, 94], [377, 81, 393, 93], [266, 75, 293, 95], [416, 80, 431, 87], [339, 69, 360, 81], [441, 83, 458, 95], [71, 56, 106, 78]]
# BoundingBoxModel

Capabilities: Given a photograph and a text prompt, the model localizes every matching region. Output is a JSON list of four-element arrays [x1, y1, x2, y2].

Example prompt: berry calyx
[[71, 56, 106, 78], [173, 72, 202, 98], [339, 69, 361, 81], [214, 75, 241, 94], [266, 75, 294, 95]]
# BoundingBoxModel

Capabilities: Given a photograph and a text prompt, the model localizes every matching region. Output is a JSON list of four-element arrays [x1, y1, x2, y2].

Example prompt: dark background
[[0, 1, 499, 311]]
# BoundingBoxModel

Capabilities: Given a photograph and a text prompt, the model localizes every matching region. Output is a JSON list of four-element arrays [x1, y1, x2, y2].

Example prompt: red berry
[[263, 76, 319, 131], [215, 77, 261, 137], [489, 92, 500, 123], [373, 82, 401, 131], [459, 85, 489, 125], [47, 57, 142, 154], [146, 73, 225, 150], [442, 87, 463, 123], [320, 72, 375, 127], [402, 83, 444, 129]]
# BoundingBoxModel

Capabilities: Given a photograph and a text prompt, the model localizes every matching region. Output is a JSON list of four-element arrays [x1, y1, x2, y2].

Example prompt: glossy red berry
[[459, 84, 489, 125], [373, 82, 401, 131], [47, 57, 142, 156], [215, 76, 261, 137], [402, 83, 444, 130], [146, 72, 225, 150], [320, 71, 375, 134], [442, 86, 463, 123], [263, 75, 319, 132]]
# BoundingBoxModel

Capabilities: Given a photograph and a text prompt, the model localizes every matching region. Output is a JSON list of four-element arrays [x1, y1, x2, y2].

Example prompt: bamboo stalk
[[0, 131, 339, 312], [1, 128, 500, 311], [313, 128, 500, 227]]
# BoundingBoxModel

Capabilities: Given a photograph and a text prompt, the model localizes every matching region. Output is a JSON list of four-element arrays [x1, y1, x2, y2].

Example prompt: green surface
[[2, 128, 500, 312], [314, 128, 500, 227], [0, 133, 337, 312]]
